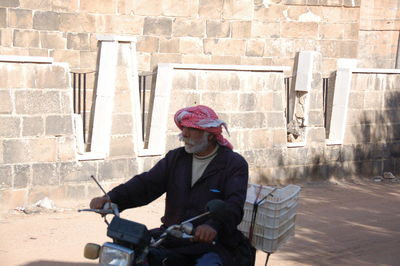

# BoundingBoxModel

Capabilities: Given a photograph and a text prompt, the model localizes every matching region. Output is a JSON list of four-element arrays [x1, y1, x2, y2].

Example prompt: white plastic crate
[[238, 183, 301, 253]]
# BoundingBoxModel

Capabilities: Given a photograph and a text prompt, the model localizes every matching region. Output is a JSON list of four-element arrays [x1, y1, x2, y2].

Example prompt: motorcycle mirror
[[206, 199, 226, 221], [84, 243, 101, 260]]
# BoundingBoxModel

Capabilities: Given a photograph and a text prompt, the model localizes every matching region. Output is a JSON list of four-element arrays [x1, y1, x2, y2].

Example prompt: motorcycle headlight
[[99, 242, 134, 266]]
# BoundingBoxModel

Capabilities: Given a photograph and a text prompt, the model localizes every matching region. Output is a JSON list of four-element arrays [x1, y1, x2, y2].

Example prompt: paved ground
[[0, 178, 399, 266]]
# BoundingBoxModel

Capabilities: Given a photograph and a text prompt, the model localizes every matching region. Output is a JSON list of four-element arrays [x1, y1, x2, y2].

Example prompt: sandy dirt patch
[[0, 179, 399, 266]]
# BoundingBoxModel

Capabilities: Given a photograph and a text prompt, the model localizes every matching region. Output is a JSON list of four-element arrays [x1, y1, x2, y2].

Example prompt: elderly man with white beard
[[89, 105, 252, 266]]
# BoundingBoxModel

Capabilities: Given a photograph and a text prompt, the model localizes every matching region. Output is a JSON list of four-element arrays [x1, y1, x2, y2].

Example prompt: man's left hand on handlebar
[[193, 224, 217, 243], [90, 196, 110, 209]]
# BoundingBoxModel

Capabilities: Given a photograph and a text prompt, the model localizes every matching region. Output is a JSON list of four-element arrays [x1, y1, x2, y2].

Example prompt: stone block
[[342, 23, 359, 40], [169, 91, 200, 114], [13, 164, 30, 188], [132, 0, 163, 16], [57, 136, 76, 161], [180, 38, 203, 54], [281, 22, 318, 39], [36, 65, 69, 89], [0, 28, 12, 46], [210, 55, 241, 65], [45, 115, 73, 136], [337, 40, 358, 58], [59, 13, 96, 32], [32, 138, 58, 162], [60, 91, 73, 115], [286, 5, 309, 20], [201, 92, 239, 112], [52, 0, 79, 12], [306, 127, 326, 143], [245, 39, 265, 57], [98, 159, 131, 181], [19, 0, 51, 9], [79, 0, 117, 13], [28, 185, 66, 204], [342, 5, 360, 21], [40, 32, 66, 49], [231, 21, 251, 38], [0, 90, 12, 114], [32, 163, 58, 186], [254, 92, 273, 111], [159, 37, 180, 53], [111, 15, 143, 35], [50, 49, 80, 69], [182, 54, 212, 64], [206, 20, 230, 38], [3, 63, 36, 89], [111, 114, 133, 135], [0, 116, 20, 138], [0, 0, 19, 7], [172, 71, 197, 90], [384, 91, 400, 109], [143, 17, 172, 36], [28, 48, 48, 57], [3, 138, 56, 163], [251, 21, 281, 38], [9, 8, 32, 28], [172, 18, 205, 38], [284, 0, 307, 5], [199, 0, 223, 19], [163, 0, 198, 17], [248, 129, 271, 149], [150, 53, 182, 69], [273, 128, 287, 145], [223, 0, 253, 20], [0, 165, 12, 189], [254, 4, 287, 21], [67, 32, 90, 51], [348, 92, 364, 109], [230, 112, 266, 129], [33, 11, 60, 30], [0, 189, 29, 213], [308, 110, 324, 126], [13, 29, 39, 47], [137, 36, 159, 53], [319, 23, 343, 40], [239, 93, 256, 111], [364, 91, 382, 110], [204, 39, 246, 56], [59, 161, 93, 183], [80, 51, 97, 70], [321, 6, 342, 22], [109, 136, 134, 157], [240, 56, 273, 66], [65, 184, 86, 199], [267, 112, 285, 128]]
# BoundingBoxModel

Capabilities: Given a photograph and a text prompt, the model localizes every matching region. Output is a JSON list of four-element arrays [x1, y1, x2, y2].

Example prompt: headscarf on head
[[174, 105, 233, 150]]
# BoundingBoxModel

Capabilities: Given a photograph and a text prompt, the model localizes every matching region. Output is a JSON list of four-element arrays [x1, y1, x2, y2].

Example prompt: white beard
[[179, 132, 209, 154]]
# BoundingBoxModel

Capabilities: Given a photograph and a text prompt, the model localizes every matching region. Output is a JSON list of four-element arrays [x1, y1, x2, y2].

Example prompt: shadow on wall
[[259, 76, 399, 184]]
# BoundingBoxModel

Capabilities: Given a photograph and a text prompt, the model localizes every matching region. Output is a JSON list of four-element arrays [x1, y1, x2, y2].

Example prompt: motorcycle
[[79, 196, 225, 266]]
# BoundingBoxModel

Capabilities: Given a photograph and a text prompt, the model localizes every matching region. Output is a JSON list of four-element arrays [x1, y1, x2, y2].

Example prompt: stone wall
[[0, 0, 373, 76], [164, 68, 287, 177], [0, 59, 77, 209], [358, 0, 400, 68]]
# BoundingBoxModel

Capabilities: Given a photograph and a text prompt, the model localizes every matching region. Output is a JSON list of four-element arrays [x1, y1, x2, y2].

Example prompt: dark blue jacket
[[108, 145, 249, 265]]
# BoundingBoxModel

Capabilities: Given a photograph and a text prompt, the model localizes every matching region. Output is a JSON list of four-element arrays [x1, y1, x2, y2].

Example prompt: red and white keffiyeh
[[174, 105, 233, 149]]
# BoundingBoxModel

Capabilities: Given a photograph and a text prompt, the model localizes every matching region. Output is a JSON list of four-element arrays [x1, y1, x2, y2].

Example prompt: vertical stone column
[[89, 35, 141, 159], [288, 51, 325, 145]]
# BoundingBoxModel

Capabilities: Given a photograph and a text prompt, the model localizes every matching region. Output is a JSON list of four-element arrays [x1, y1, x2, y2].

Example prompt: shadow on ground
[[264, 180, 400, 266]]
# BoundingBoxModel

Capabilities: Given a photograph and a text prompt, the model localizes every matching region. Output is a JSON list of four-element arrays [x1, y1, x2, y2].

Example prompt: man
[[90, 105, 249, 265]]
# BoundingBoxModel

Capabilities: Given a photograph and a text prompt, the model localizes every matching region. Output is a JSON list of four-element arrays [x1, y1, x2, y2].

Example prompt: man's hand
[[193, 224, 217, 243], [89, 196, 110, 209]]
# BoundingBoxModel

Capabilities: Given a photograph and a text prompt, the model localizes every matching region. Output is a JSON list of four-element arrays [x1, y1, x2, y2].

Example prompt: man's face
[[179, 127, 210, 154]]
